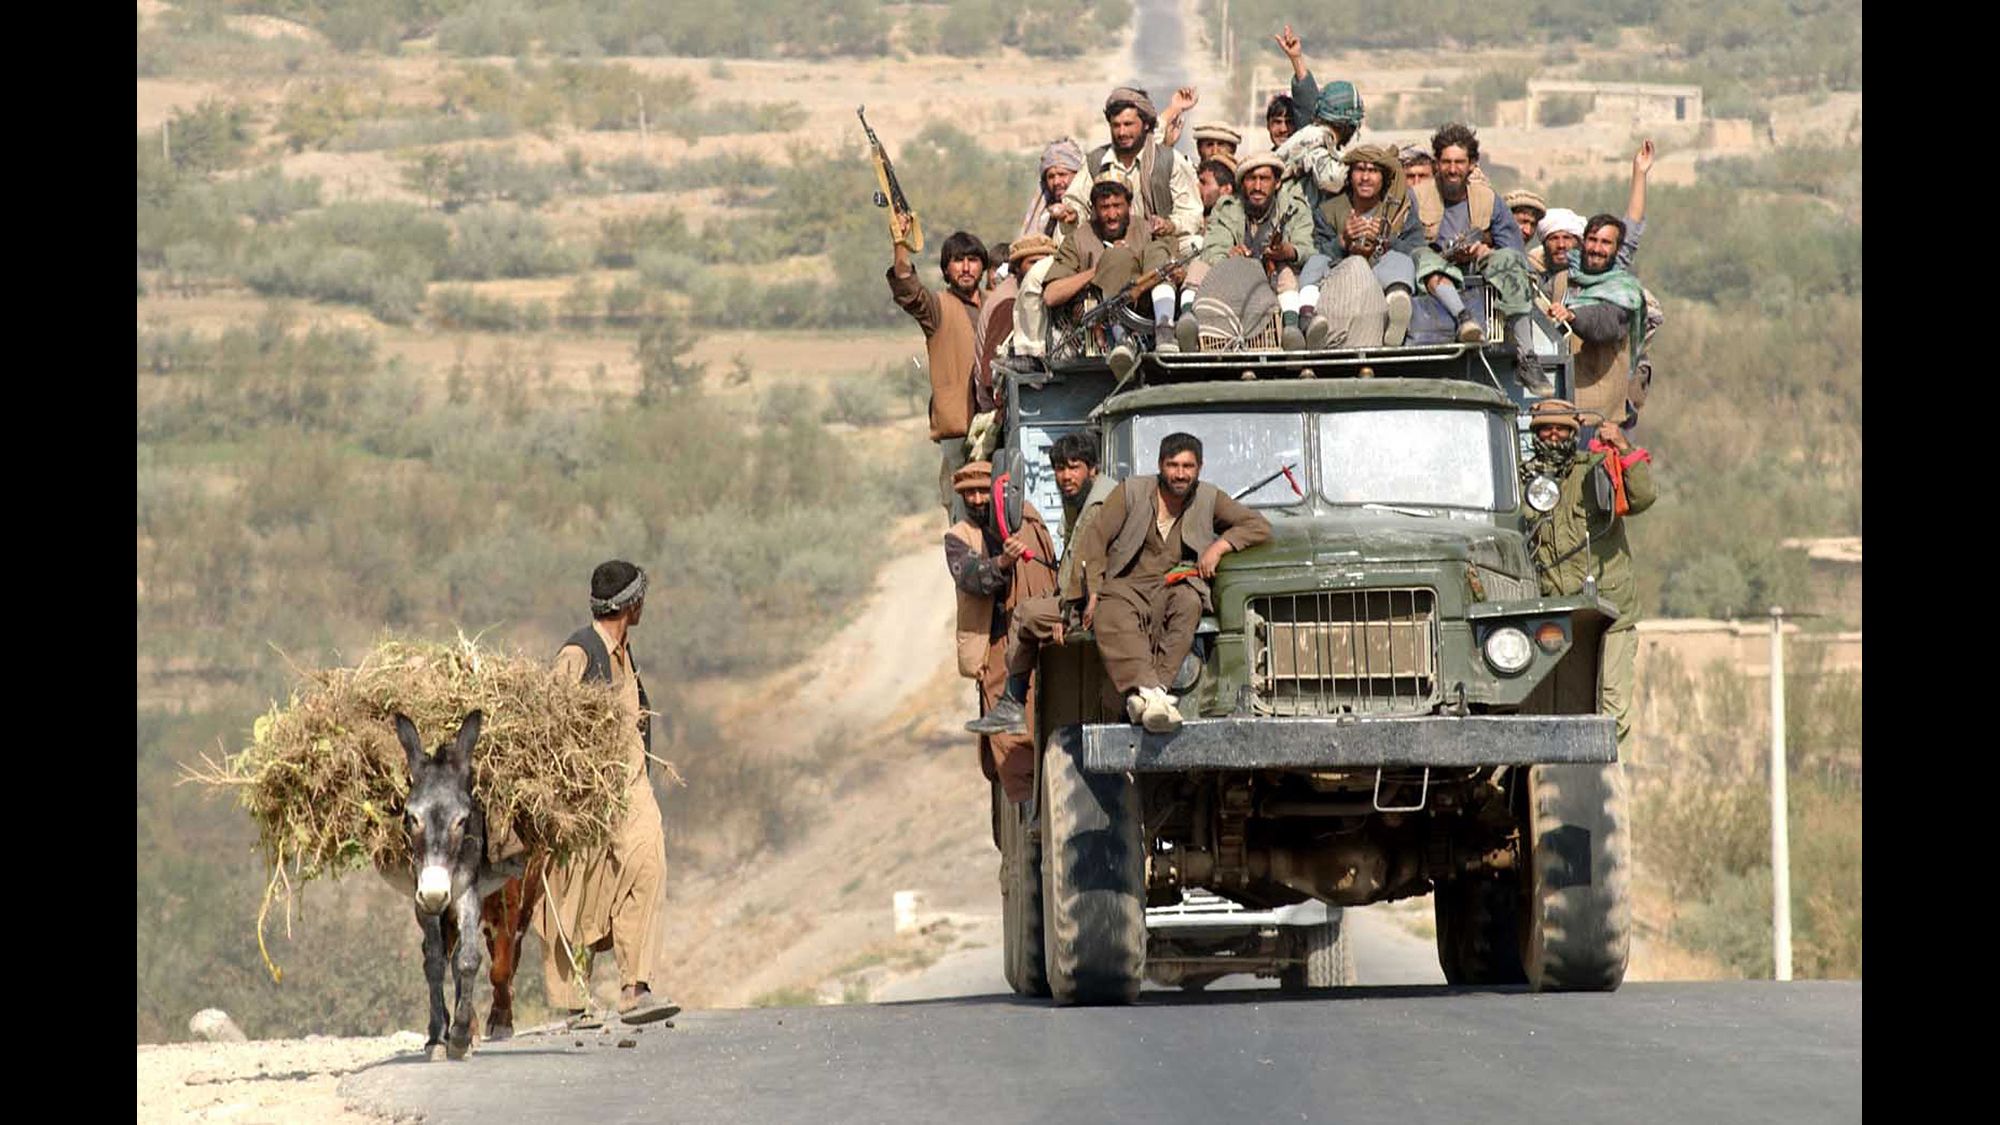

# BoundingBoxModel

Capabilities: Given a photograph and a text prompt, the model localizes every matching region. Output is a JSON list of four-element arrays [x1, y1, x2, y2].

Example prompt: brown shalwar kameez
[[533, 622, 667, 1009]]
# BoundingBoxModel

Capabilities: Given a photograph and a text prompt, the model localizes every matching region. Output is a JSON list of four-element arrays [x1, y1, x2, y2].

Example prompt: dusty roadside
[[138, 1035, 415, 1124]]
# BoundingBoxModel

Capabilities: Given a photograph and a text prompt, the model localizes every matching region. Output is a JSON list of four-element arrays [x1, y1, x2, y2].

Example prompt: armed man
[[1057, 87, 1203, 258], [1041, 177, 1179, 372], [1173, 153, 1317, 351], [945, 461, 1059, 802], [966, 431, 1119, 744], [1305, 143, 1425, 348], [1521, 400, 1656, 750], [534, 560, 679, 1028], [1074, 432, 1272, 734], [1541, 214, 1650, 431], [889, 215, 989, 518]]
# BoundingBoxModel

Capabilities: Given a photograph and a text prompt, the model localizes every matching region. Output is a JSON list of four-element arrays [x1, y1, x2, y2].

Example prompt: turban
[[1537, 207, 1587, 241], [1398, 144, 1431, 165], [1341, 143, 1399, 172], [1313, 80, 1365, 127], [1504, 189, 1548, 217], [1104, 86, 1158, 125], [952, 461, 994, 494], [1039, 138, 1084, 176]]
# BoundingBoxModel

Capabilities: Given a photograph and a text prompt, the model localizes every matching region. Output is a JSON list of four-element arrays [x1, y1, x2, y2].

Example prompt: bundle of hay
[[190, 632, 669, 889]]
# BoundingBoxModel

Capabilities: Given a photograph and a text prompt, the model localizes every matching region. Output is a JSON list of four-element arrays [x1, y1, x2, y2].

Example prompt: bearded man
[[966, 431, 1119, 743], [945, 461, 1058, 802], [1407, 122, 1548, 393], [1519, 400, 1655, 750], [1021, 138, 1084, 240], [1304, 143, 1423, 348], [1043, 178, 1177, 372], [889, 218, 988, 517], [1074, 432, 1272, 735], [1057, 87, 1203, 257], [1543, 214, 1650, 430], [1174, 153, 1316, 351]]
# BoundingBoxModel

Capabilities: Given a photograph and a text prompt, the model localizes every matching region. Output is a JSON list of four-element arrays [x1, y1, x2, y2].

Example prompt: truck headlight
[[1483, 626, 1534, 674], [1526, 474, 1560, 513]]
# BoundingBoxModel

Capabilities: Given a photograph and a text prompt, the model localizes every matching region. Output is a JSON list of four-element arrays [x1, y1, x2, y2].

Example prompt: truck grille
[[1249, 589, 1438, 716]]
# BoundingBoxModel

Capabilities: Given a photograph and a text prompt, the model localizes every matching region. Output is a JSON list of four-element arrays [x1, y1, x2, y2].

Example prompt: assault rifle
[[1246, 202, 1302, 276], [1434, 225, 1490, 267], [858, 106, 922, 252], [1051, 245, 1200, 360]]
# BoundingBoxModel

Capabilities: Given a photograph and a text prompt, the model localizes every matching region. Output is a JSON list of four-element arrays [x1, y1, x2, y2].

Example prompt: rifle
[[1434, 224, 1490, 267], [1052, 245, 1199, 359], [1246, 201, 1302, 277], [858, 106, 922, 252]]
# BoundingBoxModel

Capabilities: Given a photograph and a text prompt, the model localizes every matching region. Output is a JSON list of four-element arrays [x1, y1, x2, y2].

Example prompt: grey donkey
[[392, 709, 520, 1061]]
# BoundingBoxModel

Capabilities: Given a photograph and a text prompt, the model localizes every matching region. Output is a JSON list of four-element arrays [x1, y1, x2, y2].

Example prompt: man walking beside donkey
[[533, 560, 680, 1026]]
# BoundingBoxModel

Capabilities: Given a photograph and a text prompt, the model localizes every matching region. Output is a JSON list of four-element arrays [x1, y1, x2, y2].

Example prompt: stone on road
[[340, 983, 1860, 1125]]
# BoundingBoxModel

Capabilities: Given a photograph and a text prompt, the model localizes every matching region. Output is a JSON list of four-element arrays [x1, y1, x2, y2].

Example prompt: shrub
[[435, 0, 538, 56], [636, 248, 703, 291], [823, 378, 889, 426], [167, 98, 255, 175], [442, 206, 583, 279], [430, 285, 523, 332], [218, 166, 323, 224]]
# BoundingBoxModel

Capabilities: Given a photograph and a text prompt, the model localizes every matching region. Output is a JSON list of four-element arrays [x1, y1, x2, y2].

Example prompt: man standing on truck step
[[1520, 401, 1656, 749], [967, 431, 1118, 743], [534, 560, 680, 1028], [1059, 87, 1203, 259], [1542, 214, 1649, 432], [945, 461, 1059, 802], [1408, 123, 1551, 395], [1075, 433, 1272, 735], [888, 216, 988, 521]]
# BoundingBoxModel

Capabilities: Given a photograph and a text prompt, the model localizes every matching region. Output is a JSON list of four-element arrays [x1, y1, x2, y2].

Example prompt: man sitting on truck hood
[[1074, 432, 1273, 735], [968, 431, 1119, 742], [945, 461, 1059, 802]]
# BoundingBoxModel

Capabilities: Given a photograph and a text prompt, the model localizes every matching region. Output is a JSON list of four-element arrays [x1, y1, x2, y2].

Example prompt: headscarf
[[1522, 400, 1581, 483], [1313, 80, 1365, 127], [1104, 86, 1158, 125]]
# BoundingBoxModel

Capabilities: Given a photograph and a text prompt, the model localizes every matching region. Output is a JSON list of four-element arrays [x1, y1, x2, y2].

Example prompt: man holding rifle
[[888, 211, 991, 519], [1041, 177, 1180, 370]]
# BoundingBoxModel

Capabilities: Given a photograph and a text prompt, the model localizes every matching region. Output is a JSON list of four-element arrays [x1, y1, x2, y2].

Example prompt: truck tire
[[1433, 874, 1528, 986], [998, 782, 1049, 997], [1040, 725, 1145, 1005], [1280, 912, 1356, 992], [1518, 762, 1631, 992]]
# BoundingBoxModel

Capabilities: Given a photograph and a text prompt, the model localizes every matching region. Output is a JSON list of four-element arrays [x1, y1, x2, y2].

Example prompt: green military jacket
[[1196, 186, 1316, 267], [1529, 449, 1657, 630]]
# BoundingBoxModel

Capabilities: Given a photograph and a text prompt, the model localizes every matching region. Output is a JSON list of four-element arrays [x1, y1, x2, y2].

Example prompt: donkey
[[390, 710, 542, 1059]]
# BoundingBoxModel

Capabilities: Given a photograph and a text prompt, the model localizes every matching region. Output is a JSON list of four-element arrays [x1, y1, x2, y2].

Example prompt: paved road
[[342, 982, 1860, 1124]]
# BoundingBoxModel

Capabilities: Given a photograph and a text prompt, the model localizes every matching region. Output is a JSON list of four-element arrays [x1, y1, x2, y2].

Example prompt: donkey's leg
[[480, 879, 522, 1041], [447, 890, 483, 1059], [418, 909, 449, 1060]]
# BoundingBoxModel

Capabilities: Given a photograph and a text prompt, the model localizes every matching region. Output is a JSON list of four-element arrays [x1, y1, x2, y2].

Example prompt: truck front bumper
[[1079, 714, 1615, 774]]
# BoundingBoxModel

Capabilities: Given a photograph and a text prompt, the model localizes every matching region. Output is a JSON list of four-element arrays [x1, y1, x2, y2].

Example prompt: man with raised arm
[[1059, 87, 1203, 259], [1074, 433, 1272, 735], [888, 216, 988, 518]]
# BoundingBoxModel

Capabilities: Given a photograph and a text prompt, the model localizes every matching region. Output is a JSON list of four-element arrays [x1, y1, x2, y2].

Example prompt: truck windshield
[[1127, 411, 1308, 506], [1317, 408, 1516, 511]]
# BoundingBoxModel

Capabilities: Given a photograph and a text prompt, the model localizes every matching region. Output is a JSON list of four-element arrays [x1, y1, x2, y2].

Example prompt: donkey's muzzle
[[415, 864, 453, 913]]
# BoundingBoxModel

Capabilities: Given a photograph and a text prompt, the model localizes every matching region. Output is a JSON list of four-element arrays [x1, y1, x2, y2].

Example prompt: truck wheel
[[1281, 912, 1357, 992], [998, 782, 1049, 997], [1040, 725, 1145, 1005], [1433, 874, 1527, 986], [1517, 762, 1631, 992]]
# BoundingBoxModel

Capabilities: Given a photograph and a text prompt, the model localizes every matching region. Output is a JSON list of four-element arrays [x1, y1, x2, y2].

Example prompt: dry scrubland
[[137, 0, 1859, 1051]]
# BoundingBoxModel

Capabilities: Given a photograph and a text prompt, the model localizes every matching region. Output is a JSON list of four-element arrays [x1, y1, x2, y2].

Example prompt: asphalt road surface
[[342, 981, 1858, 1124]]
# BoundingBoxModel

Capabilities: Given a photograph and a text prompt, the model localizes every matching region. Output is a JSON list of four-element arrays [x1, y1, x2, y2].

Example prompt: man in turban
[[1022, 138, 1084, 240]]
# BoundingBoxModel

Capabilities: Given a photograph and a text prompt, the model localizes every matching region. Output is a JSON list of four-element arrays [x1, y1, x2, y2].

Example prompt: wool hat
[[952, 461, 995, 493], [1008, 234, 1058, 264], [1313, 81, 1365, 127], [1504, 188, 1548, 218], [1191, 123, 1243, 147], [1234, 151, 1285, 179], [1528, 398, 1581, 434], [1088, 173, 1133, 200]]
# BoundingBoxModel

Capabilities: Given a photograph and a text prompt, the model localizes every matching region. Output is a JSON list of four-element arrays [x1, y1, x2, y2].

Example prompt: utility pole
[[1768, 606, 1793, 982]]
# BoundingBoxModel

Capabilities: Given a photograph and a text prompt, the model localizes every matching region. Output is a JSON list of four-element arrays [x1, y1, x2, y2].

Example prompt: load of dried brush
[[186, 633, 675, 979]]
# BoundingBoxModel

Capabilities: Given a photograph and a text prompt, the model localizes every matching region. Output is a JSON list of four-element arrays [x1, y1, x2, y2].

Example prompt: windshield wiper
[[1234, 462, 1304, 502], [1361, 502, 1445, 518]]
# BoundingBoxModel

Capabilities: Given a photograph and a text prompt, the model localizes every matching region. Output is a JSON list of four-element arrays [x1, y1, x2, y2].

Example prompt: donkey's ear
[[393, 713, 428, 773], [446, 709, 483, 774]]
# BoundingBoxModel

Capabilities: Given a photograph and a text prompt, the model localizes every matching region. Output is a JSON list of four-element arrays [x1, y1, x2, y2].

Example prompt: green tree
[[635, 305, 706, 404]]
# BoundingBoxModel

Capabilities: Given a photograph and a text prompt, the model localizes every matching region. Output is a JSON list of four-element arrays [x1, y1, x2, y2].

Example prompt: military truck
[[987, 293, 1627, 1005]]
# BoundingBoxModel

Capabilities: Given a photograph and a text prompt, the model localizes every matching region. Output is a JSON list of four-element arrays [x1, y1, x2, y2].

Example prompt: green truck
[[989, 313, 1628, 1004]]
